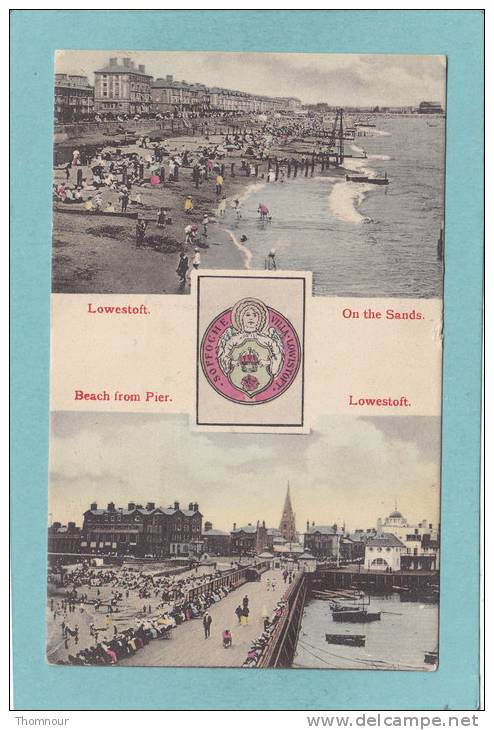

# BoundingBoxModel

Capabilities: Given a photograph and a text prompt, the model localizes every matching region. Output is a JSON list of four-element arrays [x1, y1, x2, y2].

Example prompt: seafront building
[[48, 521, 83, 553], [202, 521, 231, 556], [230, 521, 269, 557], [417, 100, 444, 114], [55, 56, 301, 121], [46, 496, 439, 570], [364, 532, 406, 572], [78, 499, 202, 558], [93, 57, 152, 116], [377, 506, 440, 569], [54, 73, 94, 123]]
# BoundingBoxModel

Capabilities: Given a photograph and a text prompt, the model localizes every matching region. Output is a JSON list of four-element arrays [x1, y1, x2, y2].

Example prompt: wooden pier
[[313, 566, 439, 593], [257, 572, 310, 668]]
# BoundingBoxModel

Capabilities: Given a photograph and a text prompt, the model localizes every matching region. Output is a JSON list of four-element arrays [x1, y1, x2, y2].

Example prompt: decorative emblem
[[200, 297, 301, 404]]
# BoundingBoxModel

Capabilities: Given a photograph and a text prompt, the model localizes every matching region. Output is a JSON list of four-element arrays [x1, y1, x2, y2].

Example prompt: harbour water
[[222, 116, 445, 298], [294, 593, 438, 671]]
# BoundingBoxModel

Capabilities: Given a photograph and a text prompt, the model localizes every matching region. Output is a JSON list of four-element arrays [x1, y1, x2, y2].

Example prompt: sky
[[49, 413, 440, 533], [55, 51, 446, 108]]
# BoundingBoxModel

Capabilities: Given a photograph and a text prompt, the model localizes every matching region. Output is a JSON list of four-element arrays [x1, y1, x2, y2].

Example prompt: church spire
[[279, 482, 297, 543]]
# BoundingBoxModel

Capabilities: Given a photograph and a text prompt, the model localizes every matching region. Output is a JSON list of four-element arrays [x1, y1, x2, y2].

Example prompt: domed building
[[376, 505, 440, 571], [379, 506, 408, 532]]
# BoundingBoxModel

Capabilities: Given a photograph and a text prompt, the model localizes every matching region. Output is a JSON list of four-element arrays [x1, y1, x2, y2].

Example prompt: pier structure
[[313, 565, 439, 593], [256, 571, 309, 668], [119, 564, 288, 668]]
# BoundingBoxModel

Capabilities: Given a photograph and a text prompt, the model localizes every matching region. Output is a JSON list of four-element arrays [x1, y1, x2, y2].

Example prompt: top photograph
[[52, 51, 446, 298]]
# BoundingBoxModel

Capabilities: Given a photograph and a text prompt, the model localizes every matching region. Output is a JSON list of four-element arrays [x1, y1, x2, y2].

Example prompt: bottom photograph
[[47, 412, 440, 671]]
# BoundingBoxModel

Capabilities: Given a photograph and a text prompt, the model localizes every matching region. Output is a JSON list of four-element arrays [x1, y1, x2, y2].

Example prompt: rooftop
[[305, 525, 339, 535], [232, 524, 258, 534], [202, 528, 230, 537], [367, 533, 406, 549], [95, 58, 151, 77]]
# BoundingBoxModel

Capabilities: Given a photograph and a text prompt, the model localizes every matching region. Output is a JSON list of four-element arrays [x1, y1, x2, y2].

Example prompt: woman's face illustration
[[242, 307, 260, 332]]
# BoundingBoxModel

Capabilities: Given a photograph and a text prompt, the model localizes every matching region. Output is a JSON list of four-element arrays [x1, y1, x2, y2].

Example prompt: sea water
[[221, 116, 445, 298], [294, 593, 438, 671]]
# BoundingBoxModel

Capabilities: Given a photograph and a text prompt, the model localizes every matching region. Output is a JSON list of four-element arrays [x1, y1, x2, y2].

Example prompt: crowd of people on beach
[[52, 111, 350, 292], [48, 561, 254, 666]]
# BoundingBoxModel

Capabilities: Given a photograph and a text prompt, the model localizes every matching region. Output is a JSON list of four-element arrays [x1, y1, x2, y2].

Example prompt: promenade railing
[[186, 561, 270, 602], [256, 570, 309, 668]]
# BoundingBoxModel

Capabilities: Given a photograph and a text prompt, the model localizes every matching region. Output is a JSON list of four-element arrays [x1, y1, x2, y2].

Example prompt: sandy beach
[[52, 129, 311, 294]]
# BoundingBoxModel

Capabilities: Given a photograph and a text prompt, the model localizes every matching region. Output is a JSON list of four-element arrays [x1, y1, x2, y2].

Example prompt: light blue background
[[11, 10, 483, 710]]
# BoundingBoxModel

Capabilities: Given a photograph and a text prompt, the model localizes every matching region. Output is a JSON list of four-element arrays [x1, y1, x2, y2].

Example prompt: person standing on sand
[[202, 213, 209, 238], [184, 196, 193, 214], [233, 199, 242, 219], [157, 207, 166, 227], [265, 249, 277, 270], [258, 203, 269, 221], [215, 173, 224, 196], [120, 190, 129, 214], [135, 219, 147, 248], [217, 196, 227, 217], [192, 248, 201, 270], [176, 252, 189, 286]]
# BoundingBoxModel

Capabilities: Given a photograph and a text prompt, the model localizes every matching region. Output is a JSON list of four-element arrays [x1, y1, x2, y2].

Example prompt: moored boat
[[366, 174, 389, 186], [345, 174, 369, 183], [326, 634, 366, 647], [333, 609, 381, 623]]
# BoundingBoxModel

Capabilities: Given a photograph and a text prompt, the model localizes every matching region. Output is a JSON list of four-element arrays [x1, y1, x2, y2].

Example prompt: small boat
[[424, 650, 438, 665], [366, 175, 389, 186], [331, 603, 359, 613], [345, 174, 369, 183], [333, 609, 381, 623], [326, 634, 366, 647]]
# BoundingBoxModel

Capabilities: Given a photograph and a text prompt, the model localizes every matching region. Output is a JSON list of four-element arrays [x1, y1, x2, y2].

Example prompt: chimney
[[306, 520, 310, 531], [109, 58, 118, 68], [312, 521, 315, 527], [166, 74, 173, 83], [204, 521, 212, 532], [128, 502, 136, 511], [138, 64, 145, 73], [90, 502, 97, 511], [233, 522, 237, 531], [107, 502, 115, 511], [122, 57, 132, 68], [146, 502, 155, 511], [174, 501, 180, 511], [193, 502, 198, 512], [262, 520, 265, 528], [188, 502, 194, 511]]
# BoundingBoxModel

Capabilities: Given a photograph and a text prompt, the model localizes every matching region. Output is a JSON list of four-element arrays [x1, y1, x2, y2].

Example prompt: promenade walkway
[[119, 567, 287, 667]]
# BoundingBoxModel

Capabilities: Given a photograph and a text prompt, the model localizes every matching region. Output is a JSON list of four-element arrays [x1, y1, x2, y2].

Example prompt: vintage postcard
[[47, 50, 445, 672]]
